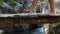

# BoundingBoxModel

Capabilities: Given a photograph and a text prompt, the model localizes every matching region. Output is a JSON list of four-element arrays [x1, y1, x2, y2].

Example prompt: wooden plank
[[0, 16, 60, 26]]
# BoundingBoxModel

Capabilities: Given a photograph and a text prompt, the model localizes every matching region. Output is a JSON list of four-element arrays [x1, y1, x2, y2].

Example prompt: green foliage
[[23, 3, 27, 9], [9, 0, 17, 6], [0, 0, 28, 8], [0, 1, 3, 7], [4, 0, 8, 3]]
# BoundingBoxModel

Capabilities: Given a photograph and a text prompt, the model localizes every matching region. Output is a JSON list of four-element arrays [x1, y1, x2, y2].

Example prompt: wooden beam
[[0, 16, 60, 26]]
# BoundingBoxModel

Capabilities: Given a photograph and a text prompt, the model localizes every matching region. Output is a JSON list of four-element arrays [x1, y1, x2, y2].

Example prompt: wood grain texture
[[0, 16, 60, 26]]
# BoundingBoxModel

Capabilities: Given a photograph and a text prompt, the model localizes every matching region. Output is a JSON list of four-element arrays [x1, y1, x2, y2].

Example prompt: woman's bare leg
[[25, 0, 54, 13], [25, 0, 38, 12], [48, 0, 54, 14]]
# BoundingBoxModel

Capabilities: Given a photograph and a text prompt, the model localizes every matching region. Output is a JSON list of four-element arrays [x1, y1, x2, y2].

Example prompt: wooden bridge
[[0, 16, 60, 26]]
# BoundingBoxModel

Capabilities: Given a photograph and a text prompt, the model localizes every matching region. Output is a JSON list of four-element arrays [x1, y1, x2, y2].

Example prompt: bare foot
[[24, 9, 33, 13], [49, 12, 54, 14]]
